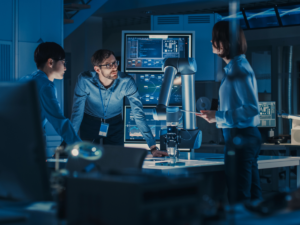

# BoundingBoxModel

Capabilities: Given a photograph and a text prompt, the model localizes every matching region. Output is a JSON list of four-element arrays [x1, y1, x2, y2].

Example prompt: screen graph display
[[125, 34, 191, 72], [124, 106, 183, 143], [125, 73, 182, 105], [258, 101, 276, 128]]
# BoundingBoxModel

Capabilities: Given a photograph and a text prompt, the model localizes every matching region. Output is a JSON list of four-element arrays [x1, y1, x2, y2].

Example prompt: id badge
[[99, 123, 109, 137]]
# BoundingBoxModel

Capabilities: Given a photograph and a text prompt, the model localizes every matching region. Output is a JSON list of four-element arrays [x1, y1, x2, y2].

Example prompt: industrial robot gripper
[[153, 58, 202, 162]]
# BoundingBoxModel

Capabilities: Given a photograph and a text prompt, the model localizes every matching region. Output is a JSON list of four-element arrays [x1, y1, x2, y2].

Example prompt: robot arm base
[[159, 129, 202, 150]]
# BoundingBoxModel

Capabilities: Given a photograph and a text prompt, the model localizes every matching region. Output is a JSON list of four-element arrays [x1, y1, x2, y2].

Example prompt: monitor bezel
[[122, 31, 194, 73]]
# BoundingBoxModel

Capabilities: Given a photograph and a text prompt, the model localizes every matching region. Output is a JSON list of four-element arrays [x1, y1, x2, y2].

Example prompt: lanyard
[[98, 80, 114, 121]]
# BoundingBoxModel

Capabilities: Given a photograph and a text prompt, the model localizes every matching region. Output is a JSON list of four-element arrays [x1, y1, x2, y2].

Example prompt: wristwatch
[[150, 146, 159, 154]]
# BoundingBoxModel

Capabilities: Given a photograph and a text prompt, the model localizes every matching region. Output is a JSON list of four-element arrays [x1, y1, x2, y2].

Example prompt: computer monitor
[[277, 4, 300, 26], [219, 11, 248, 29], [124, 106, 183, 144], [244, 7, 279, 29], [258, 101, 276, 128], [125, 73, 182, 105], [0, 81, 52, 201], [122, 31, 194, 73]]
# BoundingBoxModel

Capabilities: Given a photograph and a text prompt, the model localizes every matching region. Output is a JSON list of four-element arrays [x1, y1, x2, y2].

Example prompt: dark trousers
[[223, 127, 262, 203], [80, 113, 124, 146]]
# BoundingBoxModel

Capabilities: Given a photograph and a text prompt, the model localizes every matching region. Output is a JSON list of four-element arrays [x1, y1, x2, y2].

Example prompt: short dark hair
[[34, 42, 65, 69], [212, 21, 247, 59], [91, 49, 115, 66]]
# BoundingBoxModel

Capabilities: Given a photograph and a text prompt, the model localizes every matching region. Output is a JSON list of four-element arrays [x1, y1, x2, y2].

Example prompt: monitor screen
[[124, 106, 183, 143], [125, 34, 192, 72], [245, 8, 279, 29], [277, 5, 300, 26], [220, 11, 248, 29], [258, 101, 276, 127], [0, 81, 52, 201], [125, 73, 182, 105]]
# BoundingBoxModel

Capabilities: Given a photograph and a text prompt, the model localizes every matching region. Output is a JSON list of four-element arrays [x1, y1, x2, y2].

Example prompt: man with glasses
[[21, 42, 81, 145], [71, 49, 167, 157]]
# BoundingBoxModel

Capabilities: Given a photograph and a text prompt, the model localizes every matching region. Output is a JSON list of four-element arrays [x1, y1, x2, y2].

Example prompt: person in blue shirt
[[22, 42, 81, 145], [71, 49, 167, 157], [197, 21, 262, 202]]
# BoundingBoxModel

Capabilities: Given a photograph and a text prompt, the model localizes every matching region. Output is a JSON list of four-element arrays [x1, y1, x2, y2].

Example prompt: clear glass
[[64, 141, 103, 161], [100, 60, 119, 69]]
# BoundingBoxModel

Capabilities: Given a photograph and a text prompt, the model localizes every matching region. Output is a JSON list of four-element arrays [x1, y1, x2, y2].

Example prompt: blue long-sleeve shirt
[[21, 70, 81, 144], [215, 54, 260, 128], [71, 71, 156, 148]]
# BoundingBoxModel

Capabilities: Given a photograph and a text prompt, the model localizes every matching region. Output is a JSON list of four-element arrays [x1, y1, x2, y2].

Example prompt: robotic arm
[[153, 58, 202, 160], [278, 113, 300, 121], [278, 112, 300, 145]]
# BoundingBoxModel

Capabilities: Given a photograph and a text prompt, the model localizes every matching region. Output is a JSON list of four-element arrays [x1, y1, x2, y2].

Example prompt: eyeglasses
[[52, 58, 67, 67], [99, 60, 119, 69]]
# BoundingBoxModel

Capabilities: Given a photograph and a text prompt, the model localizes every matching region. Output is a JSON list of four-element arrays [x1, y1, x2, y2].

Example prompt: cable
[[180, 109, 202, 114], [180, 129, 193, 141]]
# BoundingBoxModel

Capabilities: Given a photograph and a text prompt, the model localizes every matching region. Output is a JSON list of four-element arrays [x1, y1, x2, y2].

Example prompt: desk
[[206, 205, 300, 225], [198, 144, 300, 190], [142, 152, 300, 188], [46, 152, 300, 188], [199, 143, 300, 154]]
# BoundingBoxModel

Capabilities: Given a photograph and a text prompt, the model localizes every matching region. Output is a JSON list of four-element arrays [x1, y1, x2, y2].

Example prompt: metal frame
[[64, 0, 92, 21]]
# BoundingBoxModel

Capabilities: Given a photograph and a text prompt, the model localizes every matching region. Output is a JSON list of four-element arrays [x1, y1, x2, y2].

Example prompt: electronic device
[[278, 112, 300, 145], [0, 81, 52, 201], [122, 31, 194, 73], [277, 4, 300, 26], [244, 7, 279, 29], [258, 101, 276, 128], [66, 172, 203, 225], [125, 73, 182, 105], [121, 31, 194, 149], [164, 107, 181, 159], [66, 145, 147, 173], [124, 105, 183, 144], [153, 58, 202, 158], [219, 11, 248, 29]]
